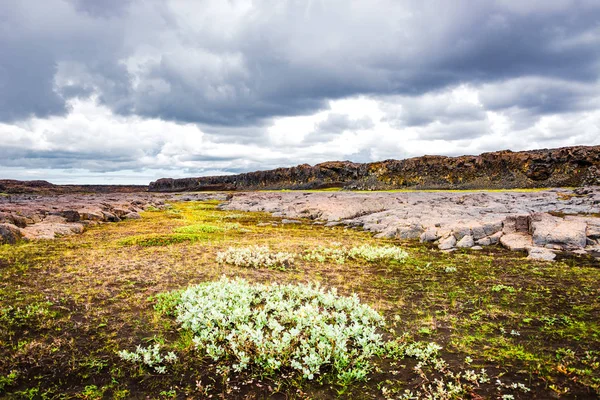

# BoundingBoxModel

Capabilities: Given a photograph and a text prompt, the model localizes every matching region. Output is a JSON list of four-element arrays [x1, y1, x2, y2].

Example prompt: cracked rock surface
[[221, 187, 600, 259]]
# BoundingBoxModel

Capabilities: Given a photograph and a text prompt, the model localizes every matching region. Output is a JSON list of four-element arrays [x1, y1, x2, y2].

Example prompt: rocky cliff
[[149, 145, 600, 192]]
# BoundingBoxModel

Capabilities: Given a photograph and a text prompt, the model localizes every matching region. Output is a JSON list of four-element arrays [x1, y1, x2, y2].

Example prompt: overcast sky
[[1, 0, 599, 184]]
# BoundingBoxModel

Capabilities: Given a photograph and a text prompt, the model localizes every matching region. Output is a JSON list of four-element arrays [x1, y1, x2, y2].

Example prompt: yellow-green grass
[[0, 200, 598, 399]]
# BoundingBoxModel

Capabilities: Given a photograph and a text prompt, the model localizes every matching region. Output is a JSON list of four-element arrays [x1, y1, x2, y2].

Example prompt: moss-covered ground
[[0, 200, 599, 399]]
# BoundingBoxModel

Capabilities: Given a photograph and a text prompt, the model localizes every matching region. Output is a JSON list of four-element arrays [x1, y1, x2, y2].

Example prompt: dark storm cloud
[[2, 0, 600, 126]]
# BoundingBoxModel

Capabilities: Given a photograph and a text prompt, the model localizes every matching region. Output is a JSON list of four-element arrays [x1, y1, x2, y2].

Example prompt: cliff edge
[[149, 145, 600, 192]]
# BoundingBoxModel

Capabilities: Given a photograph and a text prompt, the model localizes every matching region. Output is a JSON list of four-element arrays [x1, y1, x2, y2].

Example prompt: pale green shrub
[[118, 344, 177, 374], [216, 245, 295, 269], [169, 277, 385, 382], [303, 244, 408, 264], [347, 244, 408, 262]]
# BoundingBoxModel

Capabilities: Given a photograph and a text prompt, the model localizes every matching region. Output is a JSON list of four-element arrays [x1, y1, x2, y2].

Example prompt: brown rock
[[0, 223, 23, 244]]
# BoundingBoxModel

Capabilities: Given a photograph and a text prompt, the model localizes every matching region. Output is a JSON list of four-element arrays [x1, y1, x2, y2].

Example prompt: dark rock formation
[[149, 145, 600, 192], [0, 180, 147, 194]]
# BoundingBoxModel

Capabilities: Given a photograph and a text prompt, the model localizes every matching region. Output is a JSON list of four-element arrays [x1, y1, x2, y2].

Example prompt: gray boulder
[[438, 235, 457, 250], [456, 235, 475, 248]]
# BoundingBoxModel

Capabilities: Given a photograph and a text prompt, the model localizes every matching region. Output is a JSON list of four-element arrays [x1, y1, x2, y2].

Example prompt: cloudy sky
[[1, 0, 599, 184]]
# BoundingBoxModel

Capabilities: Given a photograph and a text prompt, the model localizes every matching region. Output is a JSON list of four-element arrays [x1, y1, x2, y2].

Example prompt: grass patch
[[173, 224, 224, 234], [118, 233, 205, 246]]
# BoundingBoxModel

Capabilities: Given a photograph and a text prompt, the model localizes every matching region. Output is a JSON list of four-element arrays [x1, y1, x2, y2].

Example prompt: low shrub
[[216, 245, 295, 269], [160, 277, 386, 382], [302, 244, 408, 264], [347, 244, 408, 262]]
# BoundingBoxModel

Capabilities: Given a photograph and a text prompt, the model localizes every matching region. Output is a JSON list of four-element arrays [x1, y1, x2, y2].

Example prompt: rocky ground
[[0, 192, 225, 243], [3, 187, 599, 261], [221, 187, 600, 261]]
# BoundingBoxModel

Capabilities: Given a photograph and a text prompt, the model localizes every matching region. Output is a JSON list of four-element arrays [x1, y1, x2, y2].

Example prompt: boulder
[[78, 208, 104, 221], [21, 223, 85, 240], [420, 228, 439, 243], [397, 223, 423, 239], [530, 213, 587, 249], [456, 235, 475, 248], [0, 223, 23, 244], [101, 211, 121, 222], [489, 231, 503, 244], [374, 227, 398, 239], [482, 221, 503, 236], [122, 212, 141, 220], [60, 210, 81, 222], [112, 207, 131, 217], [500, 233, 532, 251], [452, 225, 471, 241], [470, 225, 487, 240], [527, 247, 557, 261], [476, 237, 492, 246], [438, 235, 457, 250]]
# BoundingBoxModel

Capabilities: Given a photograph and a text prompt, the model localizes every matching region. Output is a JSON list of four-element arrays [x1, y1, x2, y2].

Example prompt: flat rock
[[500, 233, 532, 251], [530, 213, 587, 249], [527, 247, 557, 261], [21, 223, 85, 240]]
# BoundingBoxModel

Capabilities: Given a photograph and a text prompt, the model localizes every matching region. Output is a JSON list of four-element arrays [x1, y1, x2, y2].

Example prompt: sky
[[1, 0, 599, 184]]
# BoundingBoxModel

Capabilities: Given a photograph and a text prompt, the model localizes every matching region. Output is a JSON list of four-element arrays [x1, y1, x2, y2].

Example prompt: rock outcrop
[[0, 192, 226, 243], [150, 145, 600, 192], [220, 187, 600, 260], [0, 180, 147, 195]]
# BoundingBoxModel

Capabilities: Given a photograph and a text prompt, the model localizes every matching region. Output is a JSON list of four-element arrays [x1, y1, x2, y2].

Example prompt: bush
[[165, 277, 386, 382], [216, 245, 295, 269], [302, 244, 408, 264]]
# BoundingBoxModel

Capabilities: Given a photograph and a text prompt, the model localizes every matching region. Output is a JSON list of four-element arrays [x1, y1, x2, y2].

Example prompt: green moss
[[118, 233, 206, 247], [173, 224, 224, 234]]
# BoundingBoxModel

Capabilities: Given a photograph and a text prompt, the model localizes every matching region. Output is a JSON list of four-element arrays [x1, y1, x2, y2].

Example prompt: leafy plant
[[216, 245, 296, 269], [165, 277, 385, 382], [118, 343, 178, 374]]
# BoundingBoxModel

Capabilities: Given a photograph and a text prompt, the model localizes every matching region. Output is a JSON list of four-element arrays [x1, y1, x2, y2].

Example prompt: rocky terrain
[[0, 192, 225, 243], [220, 187, 600, 261], [0, 179, 147, 194], [150, 145, 600, 191]]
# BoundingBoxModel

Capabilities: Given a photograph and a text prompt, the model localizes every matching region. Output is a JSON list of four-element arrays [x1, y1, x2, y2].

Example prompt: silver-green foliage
[[173, 277, 385, 382], [118, 344, 178, 374], [216, 245, 295, 269], [303, 244, 408, 264]]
